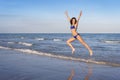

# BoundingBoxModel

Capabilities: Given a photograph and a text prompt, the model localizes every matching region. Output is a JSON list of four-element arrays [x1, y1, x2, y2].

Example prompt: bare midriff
[[71, 29, 78, 36]]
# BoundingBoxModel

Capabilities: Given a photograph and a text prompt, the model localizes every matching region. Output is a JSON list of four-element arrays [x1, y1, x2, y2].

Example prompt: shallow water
[[0, 49, 120, 80], [0, 33, 120, 66]]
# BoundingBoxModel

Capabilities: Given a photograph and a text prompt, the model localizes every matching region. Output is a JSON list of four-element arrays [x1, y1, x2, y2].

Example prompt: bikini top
[[70, 26, 75, 29]]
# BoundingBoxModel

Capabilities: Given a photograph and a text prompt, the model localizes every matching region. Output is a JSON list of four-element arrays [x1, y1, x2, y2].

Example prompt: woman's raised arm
[[65, 11, 71, 21], [77, 11, 82, 23]]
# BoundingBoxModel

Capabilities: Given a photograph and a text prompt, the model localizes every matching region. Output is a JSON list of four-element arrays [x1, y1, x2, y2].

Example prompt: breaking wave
[[103, 40, 120, 44], [0, 46, 120, 67], [8, 42, 15, 44], [18, 42, 32, 46], [53, 38, 62, 42], [21, 37, 24, 39], [35, 38, 44, 41]]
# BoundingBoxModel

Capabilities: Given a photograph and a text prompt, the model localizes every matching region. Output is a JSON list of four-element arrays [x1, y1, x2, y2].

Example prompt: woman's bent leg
[[66, 37, 75, 54]]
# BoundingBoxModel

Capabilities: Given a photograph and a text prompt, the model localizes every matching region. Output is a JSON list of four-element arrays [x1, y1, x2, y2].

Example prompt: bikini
[[70, 26, 79, 39]]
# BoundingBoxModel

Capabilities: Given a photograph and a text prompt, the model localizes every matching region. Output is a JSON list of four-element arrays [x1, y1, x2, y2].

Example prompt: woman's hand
[[65, 11, 68, 15], [80, 11, 82, 16]]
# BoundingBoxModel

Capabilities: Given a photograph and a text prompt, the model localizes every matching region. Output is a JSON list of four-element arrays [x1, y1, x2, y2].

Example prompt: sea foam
[[0, 45, 120, 67], [18, 42, 32, 46]]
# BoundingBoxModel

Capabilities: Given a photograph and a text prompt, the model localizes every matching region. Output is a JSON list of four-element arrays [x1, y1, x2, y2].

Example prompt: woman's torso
[[70, 25, 78, 36]]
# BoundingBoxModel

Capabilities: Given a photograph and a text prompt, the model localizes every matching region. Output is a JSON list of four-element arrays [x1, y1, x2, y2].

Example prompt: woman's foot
[[89, 50, 93, 56], [72, 48, 75, 54]]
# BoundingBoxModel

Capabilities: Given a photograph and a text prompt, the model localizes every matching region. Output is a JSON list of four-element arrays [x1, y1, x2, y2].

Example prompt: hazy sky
[[0, 0, 120, 33]]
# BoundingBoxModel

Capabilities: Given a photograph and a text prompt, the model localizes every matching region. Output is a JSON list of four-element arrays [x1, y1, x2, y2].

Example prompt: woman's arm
[[65, 11, 71, 21], [78, 11, 82, 22], [76, 11, 82, 27]]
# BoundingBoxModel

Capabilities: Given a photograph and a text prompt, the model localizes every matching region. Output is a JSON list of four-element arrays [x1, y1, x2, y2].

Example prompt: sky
[[0, 0, 120, 33]]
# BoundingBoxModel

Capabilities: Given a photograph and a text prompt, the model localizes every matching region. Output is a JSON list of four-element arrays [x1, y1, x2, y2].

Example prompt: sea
[[0, 33, 120, 67]]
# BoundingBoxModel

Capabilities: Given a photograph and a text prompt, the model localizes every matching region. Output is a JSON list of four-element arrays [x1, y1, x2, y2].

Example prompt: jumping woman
[[65, 11, 93, 56]]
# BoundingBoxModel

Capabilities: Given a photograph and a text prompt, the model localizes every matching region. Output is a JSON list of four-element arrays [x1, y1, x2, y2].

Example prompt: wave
[[18, 42, 32, 46], [35, 38, 62, 42], [8, 42, 15, 44], [7, 41, 32, 47], [53, 38, 62, 42], [0, 46, 120, 67], [21, 37, 24, 39], [103, 40, 120, 44], [0, 46, 11, 50], [35, 38, 44, 41]]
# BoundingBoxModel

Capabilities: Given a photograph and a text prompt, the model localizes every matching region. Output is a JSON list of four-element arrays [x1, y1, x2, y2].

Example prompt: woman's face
[[72, 19, 76, 25]]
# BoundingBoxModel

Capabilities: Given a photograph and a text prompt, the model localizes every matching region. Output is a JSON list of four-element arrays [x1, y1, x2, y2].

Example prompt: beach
[[0, 33, 120, 80], [0, 49, 120, 80], [0, 0, 120, 79]]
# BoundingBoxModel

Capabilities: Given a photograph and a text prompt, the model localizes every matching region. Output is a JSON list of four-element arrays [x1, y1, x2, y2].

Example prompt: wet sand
[[0, 49, 120, 80]]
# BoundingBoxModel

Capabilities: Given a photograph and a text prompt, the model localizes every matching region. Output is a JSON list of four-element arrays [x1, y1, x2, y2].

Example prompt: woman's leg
[[66, 37, 76, 54], [77, 35, 93, 56]]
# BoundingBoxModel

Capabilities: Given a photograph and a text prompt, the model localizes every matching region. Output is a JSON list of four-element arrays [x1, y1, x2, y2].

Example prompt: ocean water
[[0, 33, 120, 66]]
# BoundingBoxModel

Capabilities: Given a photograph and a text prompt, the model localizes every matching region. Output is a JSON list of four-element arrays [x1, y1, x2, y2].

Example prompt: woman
[[65, 11, 93, 56]]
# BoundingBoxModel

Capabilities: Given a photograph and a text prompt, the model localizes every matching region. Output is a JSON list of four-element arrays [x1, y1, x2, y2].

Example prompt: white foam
[[21, 37, 24, 39], [104, 40, 120, 44], [18, 42, 32, 46], [0, 46, 120, 67], [53, 38, 62, 42], [0, 46, 111, 66], [8, 42, 14, 44], [35, 38, 44, 41], [0, 46, 11, 50]]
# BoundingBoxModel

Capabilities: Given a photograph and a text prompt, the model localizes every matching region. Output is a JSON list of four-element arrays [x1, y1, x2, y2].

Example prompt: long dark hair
[[70, 17, 77, 25]]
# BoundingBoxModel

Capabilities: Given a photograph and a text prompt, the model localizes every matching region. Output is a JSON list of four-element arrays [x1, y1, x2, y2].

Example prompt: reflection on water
[[84, 65, 92, 80], [67, 64, 92, 80], [67, 69, 75, 80]]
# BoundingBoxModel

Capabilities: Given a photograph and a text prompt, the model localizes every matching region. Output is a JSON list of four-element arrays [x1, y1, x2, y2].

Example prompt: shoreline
[[0, 49, 120, 80], [0, 46, 120, 67]]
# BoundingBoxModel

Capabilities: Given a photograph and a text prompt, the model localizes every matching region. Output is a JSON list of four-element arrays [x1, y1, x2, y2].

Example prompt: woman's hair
[[70, 17, 77, 25]]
